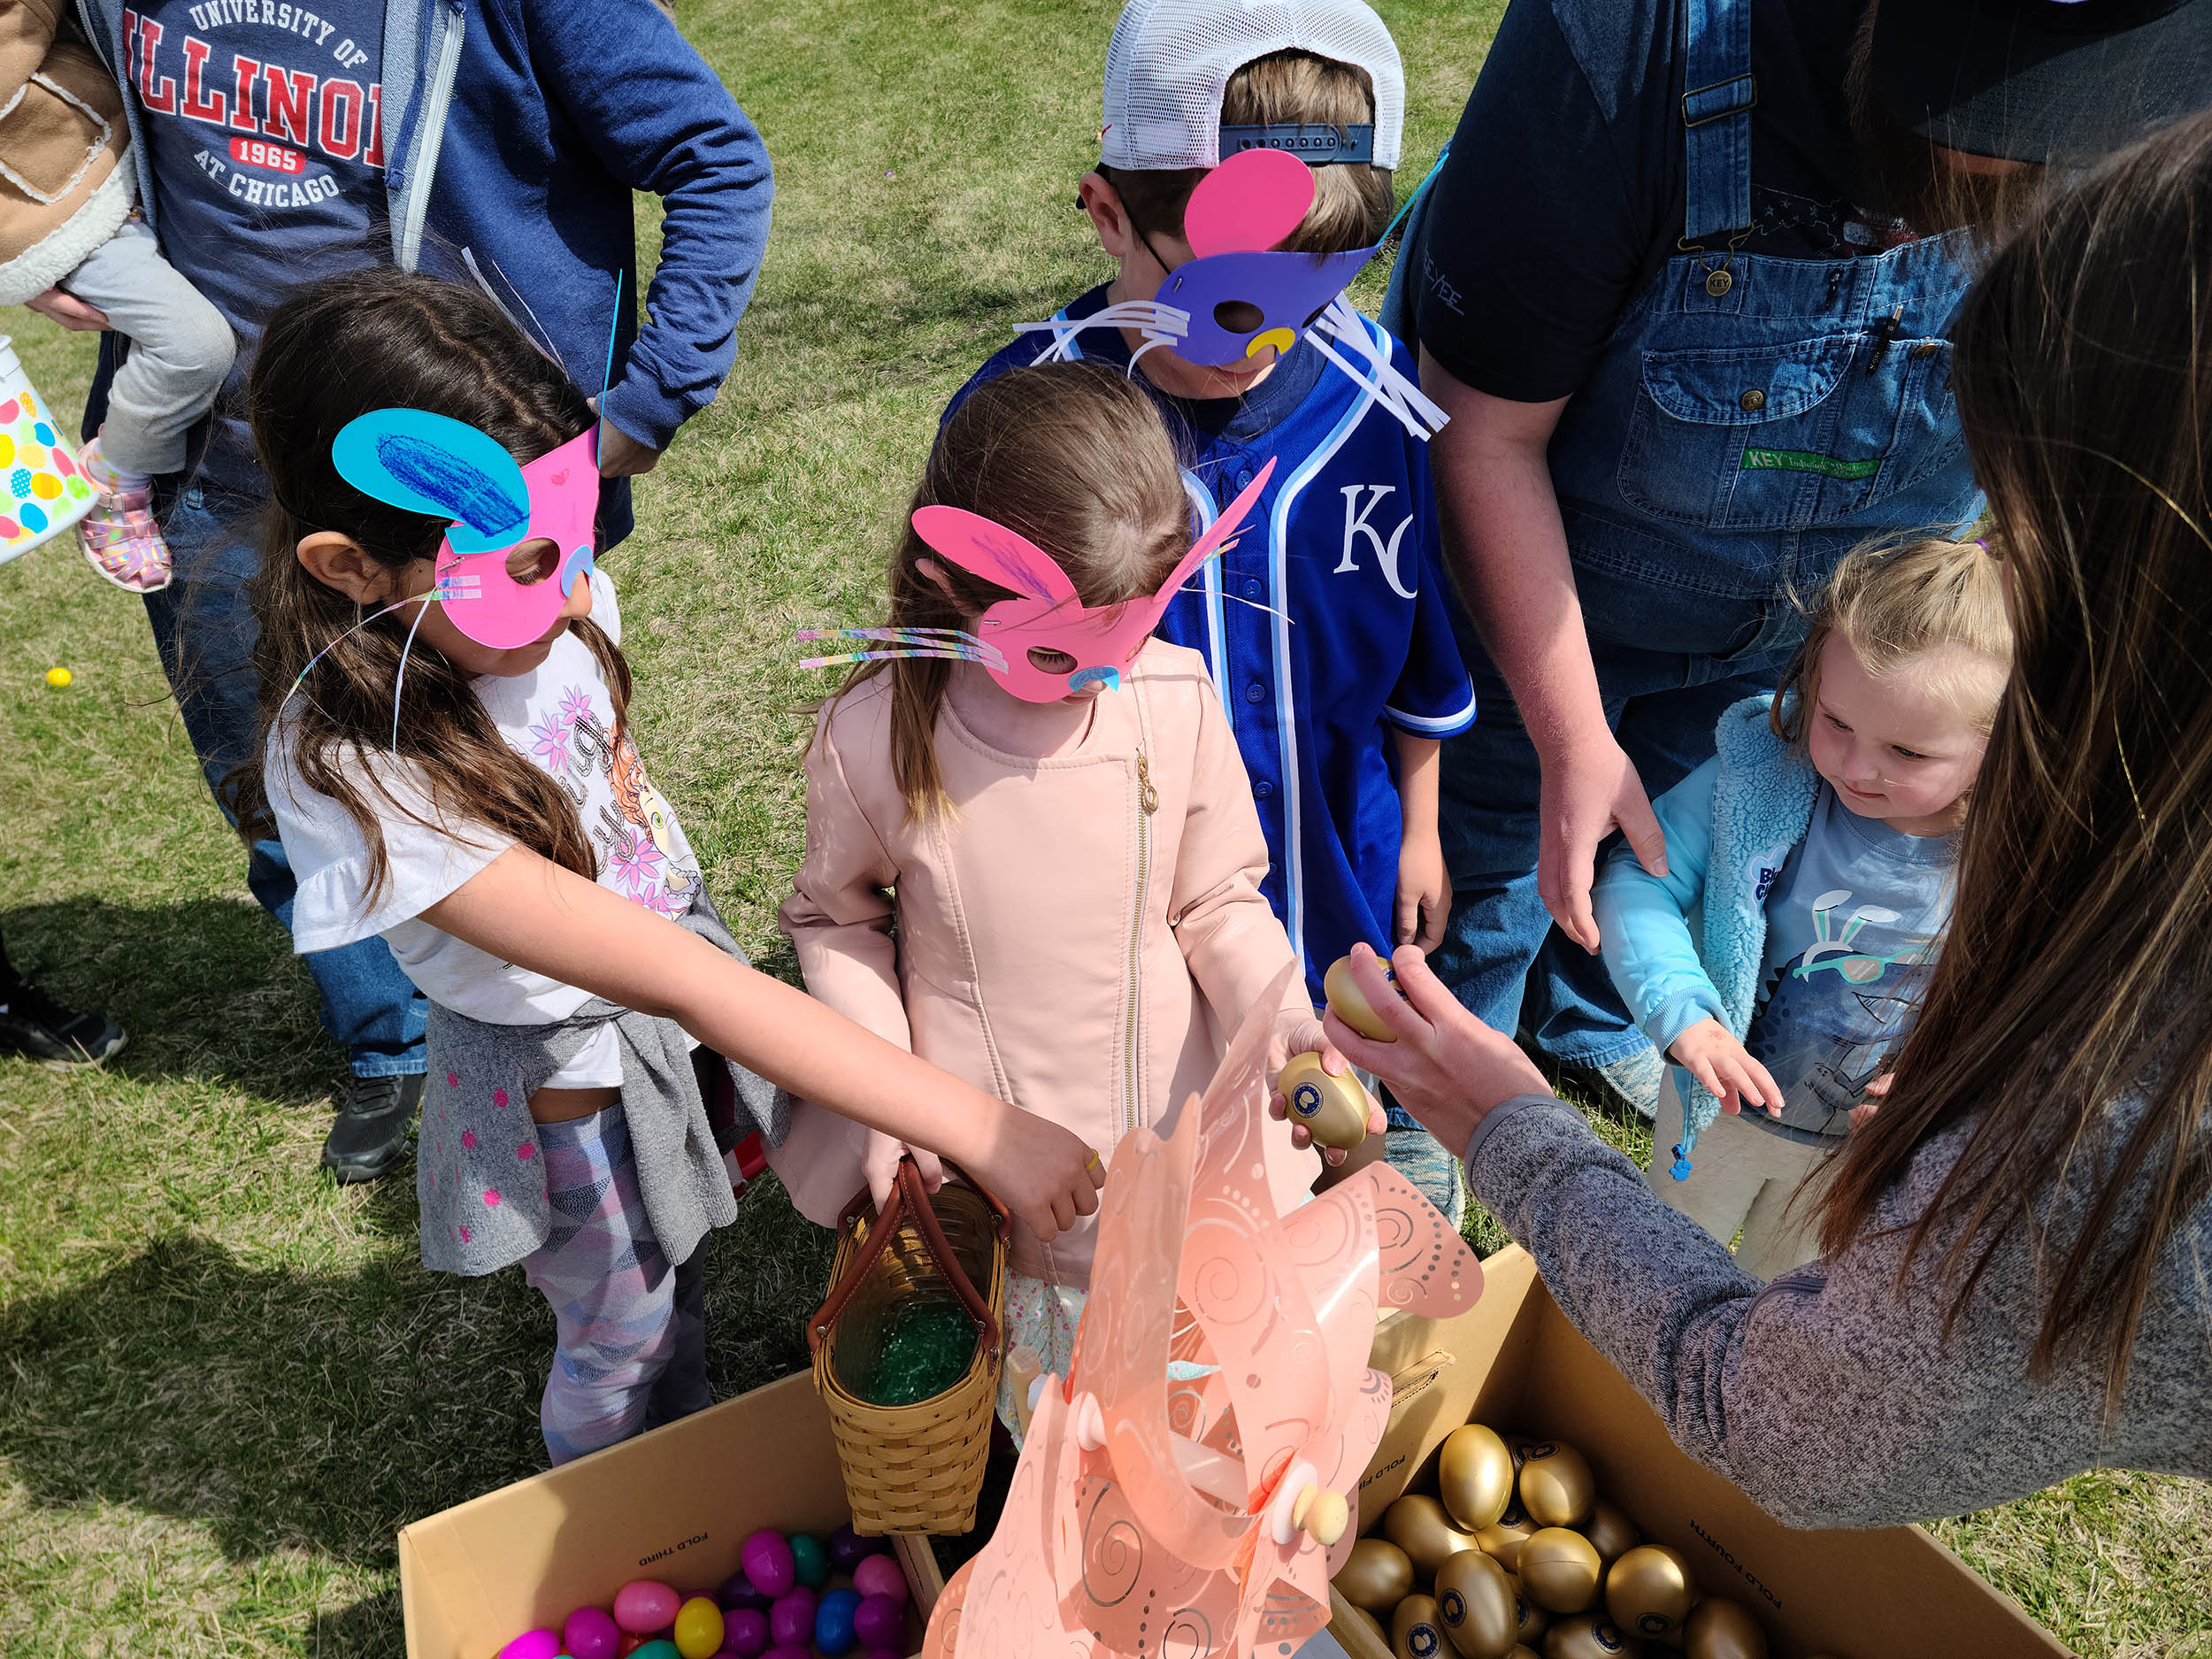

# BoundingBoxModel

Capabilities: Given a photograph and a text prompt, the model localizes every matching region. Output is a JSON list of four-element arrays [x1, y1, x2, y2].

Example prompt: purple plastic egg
[[767, 1588, 817, 1649], [721, 1609, 770, 1659], [741, 1530, 796, 1600], [762, 1647, 811, 1659], [716, 1569, 769, 1613], [852, 1594, 903, 1651], [851, 1555, 907, 1607], [613, 1580, 682, 1635], [499, 1629, 562, 1659], [826, 1524, 880, 1574], [565, 1604, 624, 1659]]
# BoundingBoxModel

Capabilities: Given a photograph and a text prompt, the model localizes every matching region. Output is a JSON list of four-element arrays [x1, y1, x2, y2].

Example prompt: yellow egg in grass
[[1581, 1501, 1639, 1566], [1543, 1612, 1643, 1659], [1682, 1596, 1768, 1659], [1393, 1594, 1448, 1659], [1433, 1548, 1518, 1659], [1517, 1529, 1602, 1615], [1439, 1424, 1517, 1532], [1475, 1501, 1537, 1573], [1334, 1537, 1417, 1613], [44, 666, 71, 687], [1603, 1546, 1699, 1645], [1517, 1441, 1596, 1529], [1385, 1494, 1482, 1578]]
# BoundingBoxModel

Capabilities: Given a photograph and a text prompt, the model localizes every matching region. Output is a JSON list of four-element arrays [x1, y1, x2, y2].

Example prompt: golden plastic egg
[[1439, 1424, 1517, 1532], [1683, 1597, 1766, 1659], [1474, 1500, 1537, 1572], [1394, 1594, 1449, 1659], [1505, 1574, 1549, 1645], [1334, 1537, 1417, 1612], [1385, 1494, 1481, 1578], [1581, 1500, 1639, 1566], [1325, 952, 1403, 1042], [1517, 1441, 1596, 1529], [1277, 1051, 1373, 1149], [1604, 1545, 1698, 1644], [1434, 1548, 1518, 1659], [1517, 1528, 1601, 1614], [1344, 1604, 1390, 1649], [1502, 1432, 1538, 1473], [1543, 1612, 1642, 1659], [1509, 1649, 1541, 1659]]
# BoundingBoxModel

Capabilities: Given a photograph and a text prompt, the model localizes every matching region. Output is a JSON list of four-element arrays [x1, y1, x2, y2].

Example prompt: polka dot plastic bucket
[[0, 337, 97, 567]]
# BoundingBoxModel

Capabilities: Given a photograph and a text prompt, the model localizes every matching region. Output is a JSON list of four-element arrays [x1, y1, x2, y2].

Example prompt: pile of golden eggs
[[1331, 1426, 1829, 1659]]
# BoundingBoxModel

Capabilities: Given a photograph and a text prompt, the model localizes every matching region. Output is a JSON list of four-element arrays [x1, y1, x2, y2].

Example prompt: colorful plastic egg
[[721, 1609, 770, 1659], [631, 1643, 681, 1659], [565, 1605, 624, 1659], [768, 1588, 817, 1648], [852, 1593, 904, 1650], [760, 1647, 810, 1659], [1332, 1536, 1415, 1611], [1517, 1442, 1596, 1529], [1384, 1494, 1480, 1577], [614, 1581, 682, 1634], [1605, 1546, 1696, 1645], [1277, 1050, 1372, 1148], [618, 1638, 644, 1658], [1325, 952, 1405, 1041], [741, 1531, 796, 1599], [788, 1532, 829, 1588], [1440, 1424, 1517, 1532], [814, 1587, 860, 1655], [498, 1629, 562, 1659], [827, 1524, 883, 1572], [851, 1553, 906, 1605], [43, 666, 69, 687], [1518, 1529, 1601, 1614], [1392, 1593, 1448, 1659], [1683, 1597, 1766, 1659], [717, 1570, 770, 1612], [672, 1596, 726, 1659]]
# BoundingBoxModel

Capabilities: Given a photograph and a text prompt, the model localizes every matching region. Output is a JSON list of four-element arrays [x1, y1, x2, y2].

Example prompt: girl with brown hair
[[1295, 109, 2212, 1524], [229, 269, 1103, 1464]]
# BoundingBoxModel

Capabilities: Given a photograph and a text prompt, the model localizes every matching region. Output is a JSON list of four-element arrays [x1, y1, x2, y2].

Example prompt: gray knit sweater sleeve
[[1463, 1095, 2212, 1528]]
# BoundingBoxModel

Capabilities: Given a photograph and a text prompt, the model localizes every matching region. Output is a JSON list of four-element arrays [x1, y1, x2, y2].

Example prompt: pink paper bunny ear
[[1148, 456, 1278, 608], [1185, 148, 1316, 259], [910, 505, 1081, 605]]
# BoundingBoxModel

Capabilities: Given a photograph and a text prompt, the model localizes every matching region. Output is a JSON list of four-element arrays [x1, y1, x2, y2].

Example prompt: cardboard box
[[1330, 1247, 2072, 1659], [399, 1371, 937, 1659]]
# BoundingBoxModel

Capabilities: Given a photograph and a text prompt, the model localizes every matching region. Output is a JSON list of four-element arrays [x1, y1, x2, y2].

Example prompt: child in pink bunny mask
[[782, 363, 1371, 1432]]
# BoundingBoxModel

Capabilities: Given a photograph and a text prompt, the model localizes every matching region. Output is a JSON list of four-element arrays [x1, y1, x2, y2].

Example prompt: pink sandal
[[75, 438, 173, 594]]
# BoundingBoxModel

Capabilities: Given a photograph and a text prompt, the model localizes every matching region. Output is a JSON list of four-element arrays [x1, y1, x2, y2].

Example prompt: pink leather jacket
[[772, 640, 1318, 1279]]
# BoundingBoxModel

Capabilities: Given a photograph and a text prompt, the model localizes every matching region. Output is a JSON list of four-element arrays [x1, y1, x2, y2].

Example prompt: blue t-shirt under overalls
[[950, 298, 1478, 1005]]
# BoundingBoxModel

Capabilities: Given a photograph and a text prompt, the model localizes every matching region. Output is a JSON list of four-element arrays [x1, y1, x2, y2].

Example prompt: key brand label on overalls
[[1740, 447, 1881, 480]]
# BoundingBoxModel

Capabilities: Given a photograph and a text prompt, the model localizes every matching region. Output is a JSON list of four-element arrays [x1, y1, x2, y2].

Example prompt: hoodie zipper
[[1121, 747, 1158, 1138]]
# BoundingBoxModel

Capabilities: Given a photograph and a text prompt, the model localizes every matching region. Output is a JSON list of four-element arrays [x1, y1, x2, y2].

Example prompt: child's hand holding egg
[[1270, 952, 1404, 1156]]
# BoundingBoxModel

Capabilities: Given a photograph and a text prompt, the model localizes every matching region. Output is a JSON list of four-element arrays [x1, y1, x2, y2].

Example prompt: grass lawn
[[1, 1, 2207, 1654]]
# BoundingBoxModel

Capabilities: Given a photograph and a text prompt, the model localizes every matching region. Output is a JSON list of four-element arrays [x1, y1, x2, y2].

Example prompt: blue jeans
[[1435, 622, 1789, 1069], [144, 482, 428, 1079]]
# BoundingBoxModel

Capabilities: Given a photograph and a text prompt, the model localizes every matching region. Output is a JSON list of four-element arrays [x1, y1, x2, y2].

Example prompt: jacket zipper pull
[[1136, 750, 1158, 815]]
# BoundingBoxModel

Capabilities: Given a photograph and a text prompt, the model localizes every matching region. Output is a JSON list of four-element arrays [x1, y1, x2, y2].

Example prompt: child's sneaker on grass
[[0, 975, 127, 1065], [75, 438, 173, 594], [322, 1071, 425, 1184]]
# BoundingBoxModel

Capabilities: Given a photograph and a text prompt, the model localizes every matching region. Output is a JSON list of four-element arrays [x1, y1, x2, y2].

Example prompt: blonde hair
[[1771, 534, 2014, 747], [1098, 50, 1394, 256]]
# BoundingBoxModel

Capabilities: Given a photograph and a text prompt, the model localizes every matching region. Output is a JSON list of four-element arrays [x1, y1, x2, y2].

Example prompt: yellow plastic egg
[[44, 666, 70, 687], [1543, 1612, 1642, 1659], [1517, 1441, 1596, 1529], [1384, 1494, 1481, 1578], [1517, 1529, 1601, 1615], [1682, 1596, 1767, 1659], [672, 1595, 725, 1659], [1439, 1424, 1517, 1532], [1581, 1501, 1638, 1566], [1475, 1501, 1537, 1572], [1393, 1594, 1448, 1659], [1603, 1546, 1697, 1644], [1333, 1537, 1417, 1612], [1433, 1548, 1517, 1659], [1325, 952, 1403, 1042], [1278, 1050, 1372, 1149]]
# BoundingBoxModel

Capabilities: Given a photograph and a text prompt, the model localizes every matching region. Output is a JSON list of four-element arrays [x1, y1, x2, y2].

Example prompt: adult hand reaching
[[586, 397, 662, 476], [26, 288, 109, 331], [1540, 728, 1666, 952]]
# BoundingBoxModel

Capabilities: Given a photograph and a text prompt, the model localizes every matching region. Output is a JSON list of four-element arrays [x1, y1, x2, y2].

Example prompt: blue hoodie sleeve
[[523, 0, 775, 452], [1593, 753, 1727, 1056]]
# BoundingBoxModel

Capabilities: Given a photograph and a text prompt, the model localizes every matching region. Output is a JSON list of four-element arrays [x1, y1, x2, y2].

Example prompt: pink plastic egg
[[566, 1605, 624, 1659], [614, 1580, 682, 1634], [767, 1588, 816, 1648], [852, 1594, 903, 1650], [721, 1608, 771, 1658], [741, 1529, 795, 1599], [499, 1629, 562, 1659], [851, 1555, 907, 1607]]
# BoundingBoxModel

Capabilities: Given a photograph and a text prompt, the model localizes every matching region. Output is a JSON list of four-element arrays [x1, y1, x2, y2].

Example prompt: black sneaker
[[322, 1071, 426, 1184], [0, 977, 127, 1066]]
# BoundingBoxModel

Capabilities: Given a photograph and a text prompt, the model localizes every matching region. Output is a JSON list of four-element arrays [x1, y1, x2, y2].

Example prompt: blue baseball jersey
[[949, 287, 1478, 1002]]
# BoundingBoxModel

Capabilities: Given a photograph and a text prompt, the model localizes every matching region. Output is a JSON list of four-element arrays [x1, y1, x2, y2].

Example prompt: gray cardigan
[[1464, 1094, 2212, 1527]]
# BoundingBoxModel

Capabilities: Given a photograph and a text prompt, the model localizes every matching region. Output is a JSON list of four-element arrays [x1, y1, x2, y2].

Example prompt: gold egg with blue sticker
[[1603, 1545, 1697, 1644], [1439, 1424, 1517, 1531], [1333, 1537, 1415, 1612], [1434, 1548, 1517, 1659], [1385, 1494, 1481, 1578], [1325, 952, 1406, 1041], [1683, 1596, 1766, 1659], [1392, 1594, 1448, 1659], [1517, 1440, 1596, 1529], [1276, 1050, 1371, 1148]]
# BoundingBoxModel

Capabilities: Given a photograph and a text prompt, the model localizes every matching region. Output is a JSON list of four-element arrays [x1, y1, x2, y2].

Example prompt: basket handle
[[807, 1155, 1006, 1358]]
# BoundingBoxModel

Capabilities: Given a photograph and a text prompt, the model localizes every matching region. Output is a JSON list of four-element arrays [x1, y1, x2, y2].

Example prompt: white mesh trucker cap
[[1101, 0, 1406, 172]]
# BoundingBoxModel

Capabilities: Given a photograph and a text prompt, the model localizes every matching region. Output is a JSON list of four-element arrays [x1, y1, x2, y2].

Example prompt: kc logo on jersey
[[1333, 483, 1417, 599]]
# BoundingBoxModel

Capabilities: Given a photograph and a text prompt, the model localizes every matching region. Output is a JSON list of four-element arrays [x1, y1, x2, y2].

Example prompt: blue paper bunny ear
[[331, 408, 532, 556]]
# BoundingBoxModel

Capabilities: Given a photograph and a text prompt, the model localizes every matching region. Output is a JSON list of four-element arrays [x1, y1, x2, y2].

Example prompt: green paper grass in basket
[[859, 1297, 980, 1406]]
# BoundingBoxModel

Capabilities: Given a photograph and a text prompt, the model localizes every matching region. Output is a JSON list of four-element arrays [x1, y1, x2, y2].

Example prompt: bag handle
[[808, 1156, 1007, 1359]]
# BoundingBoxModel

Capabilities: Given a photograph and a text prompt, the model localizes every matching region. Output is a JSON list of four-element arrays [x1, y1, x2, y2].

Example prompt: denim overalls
[[1394, 0, 1985, 1071]]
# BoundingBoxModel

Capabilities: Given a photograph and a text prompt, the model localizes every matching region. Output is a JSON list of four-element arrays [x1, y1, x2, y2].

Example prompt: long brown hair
[[843, 361, 1188, 819], [226, 267, 628, 905], [1815, 111, 2212, 1402]]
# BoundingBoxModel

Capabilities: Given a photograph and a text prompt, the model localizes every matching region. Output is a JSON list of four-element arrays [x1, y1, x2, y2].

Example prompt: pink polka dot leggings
[[521, 1107, 710, 1464]]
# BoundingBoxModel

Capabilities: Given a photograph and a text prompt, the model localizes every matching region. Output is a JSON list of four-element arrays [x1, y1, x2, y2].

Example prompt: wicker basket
[[808, 1156, 1008, 1535]]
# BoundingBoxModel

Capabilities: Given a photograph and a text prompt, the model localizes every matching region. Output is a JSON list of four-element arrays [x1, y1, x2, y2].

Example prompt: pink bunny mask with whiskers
[[803, 457, 1275, 703]]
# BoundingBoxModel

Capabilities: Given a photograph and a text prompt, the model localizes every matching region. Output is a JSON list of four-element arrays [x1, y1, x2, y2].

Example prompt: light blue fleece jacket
[[1593, 694, 1820, 1159]]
